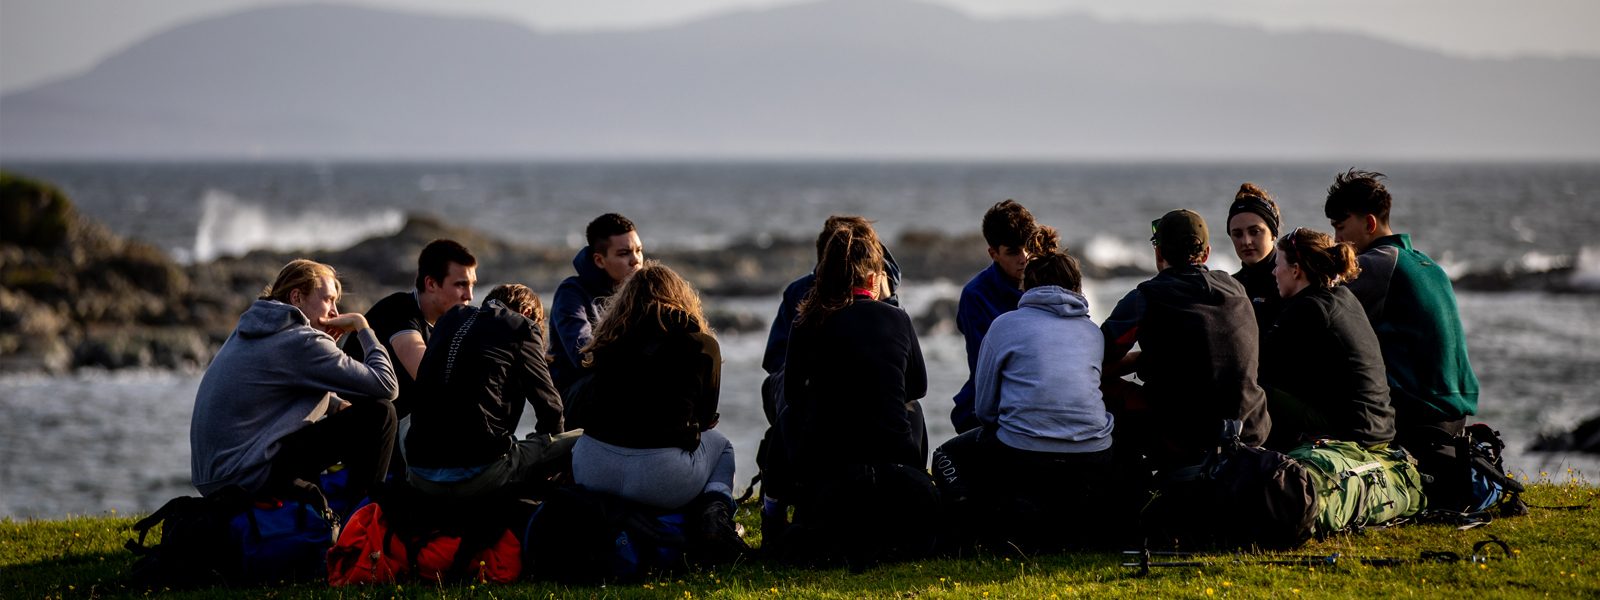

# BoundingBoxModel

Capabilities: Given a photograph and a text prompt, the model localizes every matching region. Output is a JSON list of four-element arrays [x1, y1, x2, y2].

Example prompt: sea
[[2, 161, 1598, 519]]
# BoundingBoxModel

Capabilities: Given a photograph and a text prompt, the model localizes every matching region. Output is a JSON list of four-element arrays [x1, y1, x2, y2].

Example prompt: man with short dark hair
[[1100, 209, 1271, 468], [549, 213, 643, 399], [950, 200, 1038, 432], [406, 284, 580, 498], [1324, 169, 1479, 447], [350, 239, 477, 472]]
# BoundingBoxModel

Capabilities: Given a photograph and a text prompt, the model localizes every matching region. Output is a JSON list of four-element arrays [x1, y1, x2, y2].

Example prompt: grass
[[2, 472, 1595, 599]]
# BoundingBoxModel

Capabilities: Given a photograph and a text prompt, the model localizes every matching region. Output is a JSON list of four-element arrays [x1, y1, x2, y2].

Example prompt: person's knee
[[700, 428, 732, 453]]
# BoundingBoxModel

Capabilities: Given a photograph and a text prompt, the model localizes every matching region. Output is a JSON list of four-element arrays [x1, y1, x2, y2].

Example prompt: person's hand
[[320, 313, 370, 338]]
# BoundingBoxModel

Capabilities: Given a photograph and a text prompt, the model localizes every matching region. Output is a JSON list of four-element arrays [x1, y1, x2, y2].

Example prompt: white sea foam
[[1568, 245, 1600, 290], [1081, 234, 1149, 271], [189, 189, 405, 263]]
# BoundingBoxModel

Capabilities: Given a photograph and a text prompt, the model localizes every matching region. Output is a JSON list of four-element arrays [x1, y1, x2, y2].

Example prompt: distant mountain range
[[2, 0, 1597, 160]]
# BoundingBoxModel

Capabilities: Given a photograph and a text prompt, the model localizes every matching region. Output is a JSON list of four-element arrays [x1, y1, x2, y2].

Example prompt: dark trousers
[[266, 398, 397, 502]]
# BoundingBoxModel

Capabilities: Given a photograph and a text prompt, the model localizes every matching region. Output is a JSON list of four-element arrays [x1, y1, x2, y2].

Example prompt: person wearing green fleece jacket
[[1323, 170, 1479, 441]]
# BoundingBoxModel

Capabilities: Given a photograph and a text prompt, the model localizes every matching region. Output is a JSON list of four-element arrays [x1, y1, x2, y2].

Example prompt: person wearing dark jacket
[[549, 213, 643, 399], [569, 261, 746, 558], [951, 200, 1043, 433], [756, 216, 902, 541], [1101, 209, 1271, 470], [405, 284, 580, 498], [1225, 183, 1285, 341], [1260, 228, 1395, 450], [776, 220, 935, 565]]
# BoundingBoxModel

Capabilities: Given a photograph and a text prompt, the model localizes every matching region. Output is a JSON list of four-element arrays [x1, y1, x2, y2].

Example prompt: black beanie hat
[[1227, 195, 1280, 238]]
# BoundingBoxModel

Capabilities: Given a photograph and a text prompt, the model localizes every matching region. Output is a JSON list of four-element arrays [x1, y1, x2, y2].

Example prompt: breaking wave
[[185, 189, 405, 263]]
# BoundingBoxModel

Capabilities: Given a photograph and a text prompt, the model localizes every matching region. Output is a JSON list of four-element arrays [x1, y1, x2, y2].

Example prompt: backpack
[[1288, 440, 1428, 535], [521, 486, 688, 584], [230, 489, 340, 585], [327, 484, 531, 586], [1143, 420, 1318, 550], [128, 481, 339, 588], [125, 487, 251, 588], [327, 502, 410, 586], [1410, 423, 1528, 515]]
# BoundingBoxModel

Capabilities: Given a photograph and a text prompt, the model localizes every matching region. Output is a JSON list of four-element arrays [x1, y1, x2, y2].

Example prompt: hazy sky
[[4, 0, 1599, 94]]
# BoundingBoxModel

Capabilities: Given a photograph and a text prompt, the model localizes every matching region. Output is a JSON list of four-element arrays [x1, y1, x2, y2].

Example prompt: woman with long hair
[[776, 217, 934, 564], [1262, 228, 1395, 450], [568, 261, 744, 555], [1226, 183, 1285, 338]]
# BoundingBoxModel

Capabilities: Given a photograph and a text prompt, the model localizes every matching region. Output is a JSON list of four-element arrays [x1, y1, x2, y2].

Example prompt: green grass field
[[3, 472, 1594, 599]]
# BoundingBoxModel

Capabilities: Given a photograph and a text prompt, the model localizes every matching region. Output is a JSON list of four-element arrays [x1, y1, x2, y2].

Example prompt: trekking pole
[[1121, 536, 1514, 574]]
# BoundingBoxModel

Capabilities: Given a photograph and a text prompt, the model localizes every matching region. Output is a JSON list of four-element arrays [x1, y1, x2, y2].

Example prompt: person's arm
[[301, 317, 400, 402], [519, 322, 565, 434], [1100, 288, 1145, 378], [762, 281, 804, 375], [692, 333, 723, 432], [389, 330, 426, 380], [973, 327, 1005, 428], [902, 310, 928, 402], [550, 283, 596, 370]]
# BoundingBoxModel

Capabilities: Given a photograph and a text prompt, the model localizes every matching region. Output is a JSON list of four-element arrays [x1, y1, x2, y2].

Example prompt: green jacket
[[1344, 234, 1479, 423]]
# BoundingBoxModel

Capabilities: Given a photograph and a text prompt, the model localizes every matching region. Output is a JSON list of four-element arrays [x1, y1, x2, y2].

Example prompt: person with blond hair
[[567, 262, 745, 556], [405, 284, 579, 498], [1260, 228, 1394, 450], [191, 259, 398, 503]]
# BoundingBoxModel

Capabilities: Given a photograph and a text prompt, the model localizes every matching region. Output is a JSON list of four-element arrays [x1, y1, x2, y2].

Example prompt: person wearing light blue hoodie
[[548, 213, 643, 404], [931, 250, 1115, 549]]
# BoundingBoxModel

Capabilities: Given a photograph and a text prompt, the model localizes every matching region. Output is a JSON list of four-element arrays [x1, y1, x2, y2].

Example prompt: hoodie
[[950, 262, 1026, 432], [548, 246, 618, 395], [1122, 265, 1271, 453], [190, 300, 398, 495], [975, 286, 1113, 454]]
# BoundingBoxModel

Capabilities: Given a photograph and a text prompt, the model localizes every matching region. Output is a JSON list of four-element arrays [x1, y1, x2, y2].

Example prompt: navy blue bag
[[521, 486, 687, 584], [228, 491, 340, 584]]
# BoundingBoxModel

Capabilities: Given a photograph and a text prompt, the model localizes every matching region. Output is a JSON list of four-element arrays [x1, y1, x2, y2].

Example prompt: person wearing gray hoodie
[[931, 251, 1115, 549], [190, 260, 399, 501]]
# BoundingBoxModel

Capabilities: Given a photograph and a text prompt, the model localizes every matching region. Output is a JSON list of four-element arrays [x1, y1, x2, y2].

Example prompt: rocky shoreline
[[4, 170, 1596, 374]]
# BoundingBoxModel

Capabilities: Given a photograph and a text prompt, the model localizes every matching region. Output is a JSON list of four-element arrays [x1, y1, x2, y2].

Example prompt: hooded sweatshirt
[[975, 286, 1113, 454], [190, 300, 398, 495], [548, 246, 618, 395], [951, 262, 1026, 431]]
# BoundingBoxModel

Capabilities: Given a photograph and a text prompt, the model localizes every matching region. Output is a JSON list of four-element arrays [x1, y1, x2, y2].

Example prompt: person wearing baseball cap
[[1100, 209, 1272, 472]]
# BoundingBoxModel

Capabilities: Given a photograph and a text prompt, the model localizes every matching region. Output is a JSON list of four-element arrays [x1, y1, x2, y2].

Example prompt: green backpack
[[1287, 440, 1427, 536]]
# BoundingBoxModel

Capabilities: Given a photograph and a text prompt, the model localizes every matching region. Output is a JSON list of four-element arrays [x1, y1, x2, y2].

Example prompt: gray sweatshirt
[[974, 285, 1114, 453], [190, 299, 398, 495]]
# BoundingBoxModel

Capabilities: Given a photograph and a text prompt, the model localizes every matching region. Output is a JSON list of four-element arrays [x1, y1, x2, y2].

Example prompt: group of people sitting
[[188, 168, 1482, 567]]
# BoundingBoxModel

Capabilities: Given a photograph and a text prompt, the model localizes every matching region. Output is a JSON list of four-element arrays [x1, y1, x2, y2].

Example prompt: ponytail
[[796, 217, 884, 328], [1279, 228, 1361, 288]]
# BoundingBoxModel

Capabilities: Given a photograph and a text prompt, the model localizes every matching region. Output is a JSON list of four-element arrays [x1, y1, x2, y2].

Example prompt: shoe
[[689, 492, 749, 563]]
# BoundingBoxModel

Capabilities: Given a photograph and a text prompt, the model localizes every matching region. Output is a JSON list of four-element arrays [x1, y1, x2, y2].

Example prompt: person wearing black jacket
[[1260, 228, 1395, 450], [776, 220, 935, 565], [1101, 210, 1271, 469], [405, 284, 579, 498], [1224, 183, 1285, 342]]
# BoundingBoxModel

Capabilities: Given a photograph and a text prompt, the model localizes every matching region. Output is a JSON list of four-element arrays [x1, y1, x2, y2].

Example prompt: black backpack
[[1143, 420, 1318, 550], [1411, 423, 1528, 516], [125, 487, 250, 588]]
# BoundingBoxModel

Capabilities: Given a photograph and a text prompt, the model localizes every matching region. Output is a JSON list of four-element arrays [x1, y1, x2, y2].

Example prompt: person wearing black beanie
[[1226, 183, 1284, 341]]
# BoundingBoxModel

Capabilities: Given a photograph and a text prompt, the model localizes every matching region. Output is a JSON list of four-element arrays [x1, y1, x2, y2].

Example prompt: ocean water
[[2, 161, 1598, 519]]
